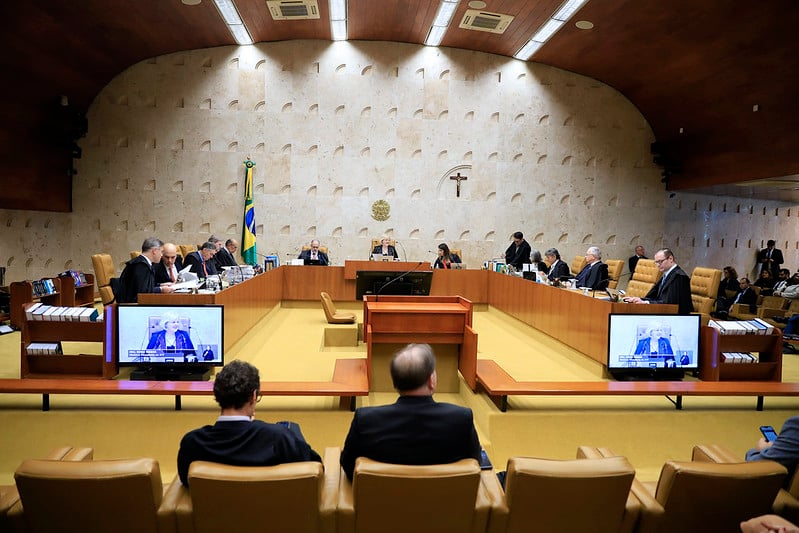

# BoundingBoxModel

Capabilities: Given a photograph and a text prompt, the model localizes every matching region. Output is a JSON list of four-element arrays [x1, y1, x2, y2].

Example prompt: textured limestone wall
[[0, 40, 796, 286]]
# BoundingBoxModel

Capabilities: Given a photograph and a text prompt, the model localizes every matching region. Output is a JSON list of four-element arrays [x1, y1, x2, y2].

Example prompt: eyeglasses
[[654, 258, 668, 265]]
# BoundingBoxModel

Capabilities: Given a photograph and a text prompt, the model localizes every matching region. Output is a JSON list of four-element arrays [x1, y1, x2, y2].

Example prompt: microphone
[[394, 239, 407, 261], [375, 261, 425, 301]]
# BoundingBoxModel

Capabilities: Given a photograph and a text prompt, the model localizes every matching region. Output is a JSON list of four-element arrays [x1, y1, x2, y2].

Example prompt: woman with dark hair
[[716, 266, 741, 313], [433, 243, 461, 269], [754, 268, 777, 295]]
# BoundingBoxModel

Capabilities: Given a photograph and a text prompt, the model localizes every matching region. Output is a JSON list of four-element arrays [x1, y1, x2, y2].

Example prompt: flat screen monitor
[[355, 270, 433, 300], [304, 259, 321, 265], [117, 304, 224, 380], [607, 313, 700, 380]]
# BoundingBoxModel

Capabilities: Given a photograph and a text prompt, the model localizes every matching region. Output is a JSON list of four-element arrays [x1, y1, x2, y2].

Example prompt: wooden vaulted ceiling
[[1, 0, 798, 211]]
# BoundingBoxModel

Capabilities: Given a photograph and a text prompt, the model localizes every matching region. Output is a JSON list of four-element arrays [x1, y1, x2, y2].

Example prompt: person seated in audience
[[775, 273, 799, 300], [716, 266, 741, 311], [714, 277, 758, 318], [634, 323, 673, 355], [530, 249, 548, 273], [177, 360, 321, 487], [504, 231, 531, 271], [741, 514, 799, 533], [433, 243, 461, 269], [147, 311, 194, 357], [771, 268, 791, 295], [745, 414, 799, 480], [628, 245, 647, 274], [298, 239, 329, 265], [372, 235, 398, 259], [545, 247, 570, 283], [339, 343, 482, 481], [754, 269, 777, 295], [154, 242, 183, 285], [184, 242, 218, 278], [574, 246, 609, 290], [623, 248, 694, 314]]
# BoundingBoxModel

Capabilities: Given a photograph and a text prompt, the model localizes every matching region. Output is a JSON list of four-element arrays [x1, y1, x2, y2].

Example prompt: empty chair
[[605, 259, 624, 289], [487, 453, 638, 533], [338, 456, 496, 533], [690, 266, 722, 323], [174, 450, 338, 533], [12, 457, 177, 533], [321, 291, 356, 324], [91, 253, 117, 305]]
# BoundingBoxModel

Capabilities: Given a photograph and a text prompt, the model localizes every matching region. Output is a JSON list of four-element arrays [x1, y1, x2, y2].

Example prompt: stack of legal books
[[25, 342, 62, 355], [31, 279, 57, 297], [720, 352, 759, 363], [708, 318, 774, 335], [25, 303, 101, 322]]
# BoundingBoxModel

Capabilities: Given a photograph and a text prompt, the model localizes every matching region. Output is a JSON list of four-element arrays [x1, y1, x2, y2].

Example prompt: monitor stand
[[130, 365, 212, 381], [609, 369, 685, 381]]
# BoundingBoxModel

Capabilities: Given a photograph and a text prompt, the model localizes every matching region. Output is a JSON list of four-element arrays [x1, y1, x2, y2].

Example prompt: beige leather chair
[[570, 255, 587, 277], [625, 258, 662, 298], [179, 244, 199, 259], [631, 456, 786, 533], [605, 259, 624, 289], [321, 291, 356, 324], [302, 244, 330, 255], [450, 248, 463, 263], [91, 253, 116, 305], [130, 250, 142, 259], [690, 266, 722, 323], [12, 457, 178, 533], [338, 456, 497, 533], [694, 444, 799, 523], [486, 452, 638, 533], [174, 448, 339, 533]]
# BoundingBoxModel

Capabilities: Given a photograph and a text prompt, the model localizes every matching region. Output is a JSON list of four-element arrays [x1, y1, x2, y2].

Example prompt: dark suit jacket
[[730, 287, 758, 314], [758, 247, 784, 275], [372, 245, 398, 259], [547, 259, 571, 281], [184, 251, 218, 277], [154, 256, 184, 284], [628, 254, 646, 274], [214, 247, 237, 269], [643, 265, 694, 314], [298, 249, 330, 266], [433, 254, 461, 269], [117, 255, 161, 303], [339, 395, 482, 480], [575, 261, 609, 290], [746, 415, 799, 482], [504, 240, 532, 270]]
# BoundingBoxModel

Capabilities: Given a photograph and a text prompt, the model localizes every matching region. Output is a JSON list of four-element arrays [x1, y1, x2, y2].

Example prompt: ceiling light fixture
[[329, 0, 347, 41], [514, 0, 589, 60], [213, 0, 253, 45], [425, 0, 461, 47]]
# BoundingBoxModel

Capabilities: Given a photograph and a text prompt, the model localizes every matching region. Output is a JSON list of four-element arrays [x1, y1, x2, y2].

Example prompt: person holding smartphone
[[746, 415, 799, 480]]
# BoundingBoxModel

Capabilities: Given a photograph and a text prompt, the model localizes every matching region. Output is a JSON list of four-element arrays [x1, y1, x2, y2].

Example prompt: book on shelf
[[721, 352, 758, 363], [24, 302, 43, 320], [708, 318, 775, 335], [25, 306, 100, 322], [26, 342, 62, 355]]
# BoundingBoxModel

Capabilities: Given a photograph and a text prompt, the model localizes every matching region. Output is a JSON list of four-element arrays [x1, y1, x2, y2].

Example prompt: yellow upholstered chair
[[321, 292, 356, 324], [570, 255, 587, 277], [449, 248, 463, 263], [693, 444, 799, 523], [486, 451, 638, 533], [179, 244, 198, 259], [690, 267, 722, 323], [624, 259, 662, 298], [11, 457, 178, 533], [301, 245, 330, 255], [631, 456, 786, 533], [174, 448, 339, 533], [91, 253, 116, 305], [338, 456, 497, 533], [605, 259, 624, 289], [130, 250, 141, 259]]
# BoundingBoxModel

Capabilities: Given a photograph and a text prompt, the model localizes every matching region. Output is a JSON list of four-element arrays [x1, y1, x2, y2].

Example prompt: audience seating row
[[2, 444, 792, 533]]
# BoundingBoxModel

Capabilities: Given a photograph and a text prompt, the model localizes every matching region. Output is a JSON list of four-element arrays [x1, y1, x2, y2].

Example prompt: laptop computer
[[304, 259, 321, 266]]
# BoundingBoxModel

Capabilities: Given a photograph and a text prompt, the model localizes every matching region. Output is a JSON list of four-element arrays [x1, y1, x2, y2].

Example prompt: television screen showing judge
[[117, 304, 224, 366], [607, 314, 699, 370]]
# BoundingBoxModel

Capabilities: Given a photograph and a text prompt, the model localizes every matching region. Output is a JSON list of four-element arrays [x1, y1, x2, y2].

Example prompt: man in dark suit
[[339, 343, 482, 481], [504, 231, 532, 271], [213, 238, 238, 269], [716, 277, 758, 317], [154, 242, 183, 284], [758, 239, 784, 277], [624, 248, 694, 314], [298, 239, 329, 266], [117, 237, 175, 303], [184, 242, 218, 277], [545, 247, 571, 282], [628, 245, 647, 275], [575, 246, 609, 290]]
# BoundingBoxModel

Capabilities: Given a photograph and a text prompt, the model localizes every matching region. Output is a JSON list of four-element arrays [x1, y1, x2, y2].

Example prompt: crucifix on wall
[[450, 172, 468, 197]]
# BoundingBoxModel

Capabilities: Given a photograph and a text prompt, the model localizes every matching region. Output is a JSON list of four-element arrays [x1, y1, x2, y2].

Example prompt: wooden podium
[[363, 295, 477, 392]]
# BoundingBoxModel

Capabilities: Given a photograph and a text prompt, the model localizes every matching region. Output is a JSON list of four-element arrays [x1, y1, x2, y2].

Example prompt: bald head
[[161, 243, 178, 268], [390, 343, 436, 394]]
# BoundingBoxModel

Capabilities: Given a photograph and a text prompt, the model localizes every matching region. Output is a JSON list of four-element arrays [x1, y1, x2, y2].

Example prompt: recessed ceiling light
[[468, 1, 487, 8], [182, 0, 201, 5], [575, 20, 593, 29]]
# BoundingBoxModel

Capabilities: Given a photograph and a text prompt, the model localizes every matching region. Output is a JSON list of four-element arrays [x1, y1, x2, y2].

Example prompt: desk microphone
[[394, 239, 407, 262], [375, 261, 424, 301]]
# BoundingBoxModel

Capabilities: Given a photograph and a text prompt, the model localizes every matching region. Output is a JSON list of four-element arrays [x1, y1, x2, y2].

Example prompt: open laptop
[[304, 259, 321, 266]]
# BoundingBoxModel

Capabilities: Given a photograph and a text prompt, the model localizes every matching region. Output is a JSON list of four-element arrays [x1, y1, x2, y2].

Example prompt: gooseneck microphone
[[375, 261, 424, 301]]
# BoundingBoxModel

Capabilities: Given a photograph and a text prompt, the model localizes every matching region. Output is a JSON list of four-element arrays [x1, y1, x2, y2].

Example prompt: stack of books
[[62, 270, 89, 287], [720, 352, 759, 363], [25, 342, 62, 355], [30, 279, 57, 297], [25, 303, 101, 322], [708, 318, 775, 335]]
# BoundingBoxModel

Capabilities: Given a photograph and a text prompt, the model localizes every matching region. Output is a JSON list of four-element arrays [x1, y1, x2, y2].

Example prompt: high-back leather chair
[[625, 258, 662, 298], [175, 452, 338, 533], [12, 457, 176, 533], [605, 259, 624, 289], [338, 457, 493, 533], [179, 244, 198, 259], [302, 245, 330, 254], [631, 457, 786, 533], [690, 267, 722, 322], [91, 253, 116, 305], [570, 255, 587, 276], [487, 453, 638, 533], [449, 248, 463, 263], [321, 291, 356, 324]]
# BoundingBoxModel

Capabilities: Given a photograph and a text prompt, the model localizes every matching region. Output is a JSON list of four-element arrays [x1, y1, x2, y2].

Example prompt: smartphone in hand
[[479, 449, 493, 470], [760, 425, 779, 442]]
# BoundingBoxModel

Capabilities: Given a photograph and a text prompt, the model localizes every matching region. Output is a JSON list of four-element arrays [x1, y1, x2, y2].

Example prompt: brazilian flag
[[241, 159, 257, 265]]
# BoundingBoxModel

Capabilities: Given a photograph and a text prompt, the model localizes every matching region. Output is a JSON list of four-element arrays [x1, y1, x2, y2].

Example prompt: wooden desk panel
[[282, 265, 353, 300], [344, 260, 432, 280], [430, 269, 489, 303]]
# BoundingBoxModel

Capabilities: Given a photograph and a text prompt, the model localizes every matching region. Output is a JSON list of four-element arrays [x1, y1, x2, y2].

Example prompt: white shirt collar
[[217, 415, 251, 422]]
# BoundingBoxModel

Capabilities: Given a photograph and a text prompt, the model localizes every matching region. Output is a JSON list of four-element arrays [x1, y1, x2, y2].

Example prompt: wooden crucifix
[[450, 172, 468, 197]]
